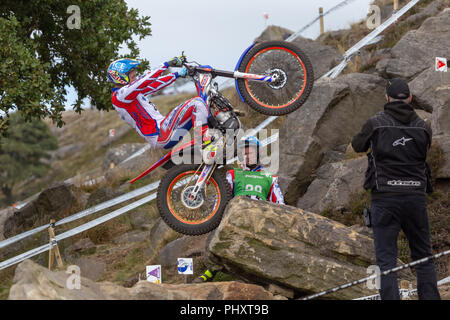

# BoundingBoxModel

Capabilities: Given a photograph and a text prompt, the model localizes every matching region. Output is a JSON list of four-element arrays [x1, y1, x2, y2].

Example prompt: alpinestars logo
[[393, 137, 413, 147], [387, 180, 421, 186]]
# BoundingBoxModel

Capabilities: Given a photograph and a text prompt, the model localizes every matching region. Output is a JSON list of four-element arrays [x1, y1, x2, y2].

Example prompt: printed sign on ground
[[146, 265, 162, 284]]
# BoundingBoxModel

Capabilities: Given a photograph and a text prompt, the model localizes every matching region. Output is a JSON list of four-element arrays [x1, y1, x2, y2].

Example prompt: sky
[[66, 0, 375, 106]]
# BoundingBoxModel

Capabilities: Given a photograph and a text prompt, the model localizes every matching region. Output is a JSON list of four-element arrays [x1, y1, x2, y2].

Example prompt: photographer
[[351, 78, 440, 300]]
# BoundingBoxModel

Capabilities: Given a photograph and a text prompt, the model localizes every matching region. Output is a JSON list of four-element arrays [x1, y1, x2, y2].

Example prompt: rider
[[194, 136, 284, 283], [107, 57, 215, 151]]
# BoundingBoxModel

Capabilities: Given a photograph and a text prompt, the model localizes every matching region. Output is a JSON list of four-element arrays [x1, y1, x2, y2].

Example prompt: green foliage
[[0, 112, 58, 204], [0, 0, 151, 137]]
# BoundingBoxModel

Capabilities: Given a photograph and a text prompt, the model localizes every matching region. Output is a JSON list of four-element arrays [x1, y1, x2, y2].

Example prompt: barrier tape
[[354, 276, 450, 300], [301, 249, 450, 300]]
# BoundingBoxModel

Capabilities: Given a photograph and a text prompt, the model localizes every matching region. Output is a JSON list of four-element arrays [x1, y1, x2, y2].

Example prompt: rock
[[297, 157, 367, 213], [128, 208, 156, 230], [376, 9, 450, 79], [0, 207, 14, 241], [350, 225, 373, 239], [3, 183, 77, 238], [155, 234, 210, 283], [290, 36, 341, 80], [8, 259, 109, 300], [8, 259, 276, 300], [145, 218, 182, 261], [319, 149, 346, 167], [86, 186, 123, 208], [405, 0, 445, 25], [101, 143, 146, 171], [64, 238, 96, 260], [254, 25, 293, 42], [277, 73, 386, 205], [409, 67, 450, 135], [439, 283, 450, 300], [267, 283, 294, 299], [113, 230, 150, 245], [157, 234, 210, 266], [433, 135, 450, 179], [206, 197, 379, 299], [72, 257, 106, 281]]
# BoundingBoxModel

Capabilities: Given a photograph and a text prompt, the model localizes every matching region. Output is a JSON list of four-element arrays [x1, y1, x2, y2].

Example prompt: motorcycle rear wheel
[[237, 40, 314, 116]]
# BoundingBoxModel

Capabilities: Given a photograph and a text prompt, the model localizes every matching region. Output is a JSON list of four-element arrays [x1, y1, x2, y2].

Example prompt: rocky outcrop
[[297, 157, 367, 213], [3, 183, 77, 239], [376, 8, 450, 79], [409, 67, 450, 133], [277, 73, 386, 205], [433, 135, 450, 179], [206, 197, 382, 300], [8, 259, 278, 300]]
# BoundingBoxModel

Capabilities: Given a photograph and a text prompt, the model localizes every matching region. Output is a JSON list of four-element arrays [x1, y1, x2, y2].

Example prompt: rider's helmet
[[107, 58, 141, 85], [237, 136, 262, 170]]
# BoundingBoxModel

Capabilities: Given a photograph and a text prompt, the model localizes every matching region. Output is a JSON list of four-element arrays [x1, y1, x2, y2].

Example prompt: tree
[[0, 112, 58, 205], [0, 0, 151, 137]]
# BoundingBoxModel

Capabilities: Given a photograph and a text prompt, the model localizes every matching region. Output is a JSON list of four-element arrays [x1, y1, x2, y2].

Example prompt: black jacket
[[352, 101, 433, 199]]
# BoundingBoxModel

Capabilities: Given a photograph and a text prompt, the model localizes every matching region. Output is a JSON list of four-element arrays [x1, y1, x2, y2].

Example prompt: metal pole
[[319, 7, 325, 35]]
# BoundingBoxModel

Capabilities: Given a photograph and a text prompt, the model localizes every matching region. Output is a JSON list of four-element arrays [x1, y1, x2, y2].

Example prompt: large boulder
[[376, 8, 450, 80], [409, 67, 450, 134], [3, 183, 78, 238], [277, 73, 386, 205], [297, 157, 367, 213], [8, 259, 277, 300], [433, 135, 450, 179], [206, 197, 380, 299]]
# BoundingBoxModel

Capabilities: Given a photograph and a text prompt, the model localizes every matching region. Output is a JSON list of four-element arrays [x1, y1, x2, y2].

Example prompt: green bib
[[233, 168, 273, 200]]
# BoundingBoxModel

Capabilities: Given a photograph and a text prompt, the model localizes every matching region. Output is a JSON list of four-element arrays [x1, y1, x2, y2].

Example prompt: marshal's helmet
[[237, 135, 262, 169], [107, 58, 141, 85]]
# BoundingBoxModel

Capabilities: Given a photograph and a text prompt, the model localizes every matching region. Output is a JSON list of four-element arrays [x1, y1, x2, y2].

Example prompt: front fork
[[187, 163, 217, 201]]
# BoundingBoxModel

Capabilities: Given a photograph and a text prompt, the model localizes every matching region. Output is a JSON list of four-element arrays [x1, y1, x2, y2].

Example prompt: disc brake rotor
[[181, 185, 205, 209], [267, 68, 287, 90]]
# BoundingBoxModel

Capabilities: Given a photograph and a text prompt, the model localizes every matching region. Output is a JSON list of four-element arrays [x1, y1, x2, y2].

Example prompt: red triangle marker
[[437, 59, 446, 69]]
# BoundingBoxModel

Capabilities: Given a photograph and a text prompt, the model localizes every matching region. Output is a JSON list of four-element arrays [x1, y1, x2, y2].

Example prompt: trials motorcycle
[[130, 40, 314, 235]]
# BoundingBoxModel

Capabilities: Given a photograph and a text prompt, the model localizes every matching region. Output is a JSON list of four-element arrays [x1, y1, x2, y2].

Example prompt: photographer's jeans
[[370, 194, 441, 300]]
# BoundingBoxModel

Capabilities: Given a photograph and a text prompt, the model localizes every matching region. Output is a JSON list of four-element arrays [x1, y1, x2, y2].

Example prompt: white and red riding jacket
[[111, 62, 181, 145]]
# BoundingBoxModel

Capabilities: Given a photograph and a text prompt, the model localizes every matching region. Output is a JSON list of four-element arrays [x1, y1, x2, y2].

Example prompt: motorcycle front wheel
[[157, 164, 232, 235]]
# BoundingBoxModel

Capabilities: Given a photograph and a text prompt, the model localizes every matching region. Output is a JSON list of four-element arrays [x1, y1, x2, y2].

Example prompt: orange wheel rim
[[166, 171, 221, 225], [244, 46, 307, 109]]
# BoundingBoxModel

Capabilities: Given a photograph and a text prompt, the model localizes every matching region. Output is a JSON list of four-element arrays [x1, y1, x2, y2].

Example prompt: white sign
[[146, 265, 162, 284], [435, 57, 447, 72], [177, 258, 193, 275], [109, 129, 115, 137]]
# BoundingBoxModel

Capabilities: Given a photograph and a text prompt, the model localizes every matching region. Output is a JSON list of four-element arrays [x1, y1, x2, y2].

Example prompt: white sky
[[124, 0, 374, 71], [65, 0, 375, 106]]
